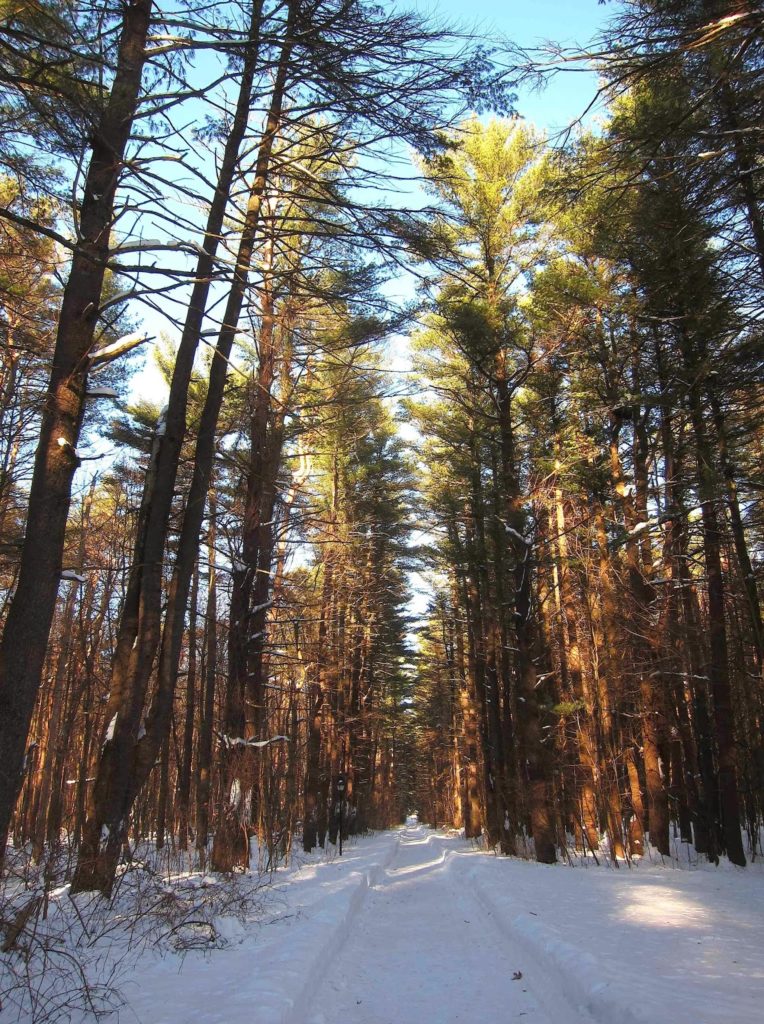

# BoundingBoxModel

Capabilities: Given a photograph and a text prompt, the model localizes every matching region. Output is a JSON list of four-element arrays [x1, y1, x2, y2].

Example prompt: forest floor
[[112, 820, 763, 1024], [4, 822, 763, 1023]]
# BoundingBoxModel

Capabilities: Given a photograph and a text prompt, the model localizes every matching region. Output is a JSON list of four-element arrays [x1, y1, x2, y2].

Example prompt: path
[[118, 821, 764, 1024], [306, 822, 591, 1024]]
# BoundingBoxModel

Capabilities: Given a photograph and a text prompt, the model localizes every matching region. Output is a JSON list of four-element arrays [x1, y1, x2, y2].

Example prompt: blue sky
[[381, 1, 620, 341], [387, 3, 621, 621], [431, 0, 612, 50], [424, 0, 617, 132], [129, 0, 620, 405], [113, 0, 622, 624]]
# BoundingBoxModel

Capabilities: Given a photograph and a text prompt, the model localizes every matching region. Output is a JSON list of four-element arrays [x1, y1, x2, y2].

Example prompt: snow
[[86, 385, 119, 399], [464, 852, 764, 1024], [60, 569, 86, 584], [56, 436, 82, 459], [504, 524, 531, 545], [71, 823, 764, 1024], [110, 239, 165, 253], [90, 330, 150, 365], [7, 825, 761, 1023], [222, 734, 289, 749]]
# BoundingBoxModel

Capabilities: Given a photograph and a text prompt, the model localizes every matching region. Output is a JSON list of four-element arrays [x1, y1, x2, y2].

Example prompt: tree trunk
[[0, 0, 153, 865], [686, 387, 746, 865], [195, 491, 218, 867], [99, 1, 265, 765], [496, 373, 556, 863], [177, 566, 199, 852], [72, 12, 296, 893]]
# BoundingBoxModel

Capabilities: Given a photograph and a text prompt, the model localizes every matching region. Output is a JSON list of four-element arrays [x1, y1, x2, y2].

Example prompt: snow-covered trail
[[306, 823, 590, 1024], [115, 822, 764, 1024]]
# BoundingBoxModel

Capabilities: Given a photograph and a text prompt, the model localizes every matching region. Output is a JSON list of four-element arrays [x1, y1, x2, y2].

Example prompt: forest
[[0, 0, 762, 1015]]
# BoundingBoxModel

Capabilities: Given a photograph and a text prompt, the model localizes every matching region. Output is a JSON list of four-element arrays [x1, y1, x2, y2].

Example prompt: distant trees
[[299, 344, 412, 851], [409, 29, 762, 864], [0, 0, 760, 890], [409, 119, 558, 861], [0, 0, 504, 888]]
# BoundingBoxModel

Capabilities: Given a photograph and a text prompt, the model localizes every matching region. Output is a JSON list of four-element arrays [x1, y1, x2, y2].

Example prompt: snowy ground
[[106, 821, 764, 1024]]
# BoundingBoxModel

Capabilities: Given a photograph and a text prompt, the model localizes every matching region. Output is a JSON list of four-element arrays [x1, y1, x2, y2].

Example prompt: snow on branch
[[109, 236, 200, 255], [90, 332, 153, 366], [504, 524, 532, 546], [86, 386, 119, 399], [220, 734, 289, 749], [109, 238, 165, 253], [60, 569, 86, 584]]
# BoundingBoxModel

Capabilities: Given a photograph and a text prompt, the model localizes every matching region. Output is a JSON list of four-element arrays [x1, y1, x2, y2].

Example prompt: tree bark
[[72, 11, 297, 892], [0, 0, 153, 864], [195, 491, 218, 867], [496, 373, 556, 863]]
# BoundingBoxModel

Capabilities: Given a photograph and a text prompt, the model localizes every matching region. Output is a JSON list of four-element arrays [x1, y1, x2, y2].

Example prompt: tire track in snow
[[305, 824, 592, 1024], [466, 864, 656, 1024], [427, 839, 597, 1024], [461, 864, 600, 1024], [279, 830, 401, 1024]]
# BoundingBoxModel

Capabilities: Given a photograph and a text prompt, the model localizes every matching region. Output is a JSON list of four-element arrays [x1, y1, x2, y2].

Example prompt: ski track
[[305, 824, 593, 1024]]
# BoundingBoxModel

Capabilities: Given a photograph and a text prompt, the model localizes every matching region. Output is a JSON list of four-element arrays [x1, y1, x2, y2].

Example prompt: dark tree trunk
[[98, 1, 266, 765], [177, 567, 199, 852], [195, 492, 218, 867], [687, 390, 746, 866], [496, 373, 556, 864], [0, 0, 153, 865], [72, 14, 296, 892]]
